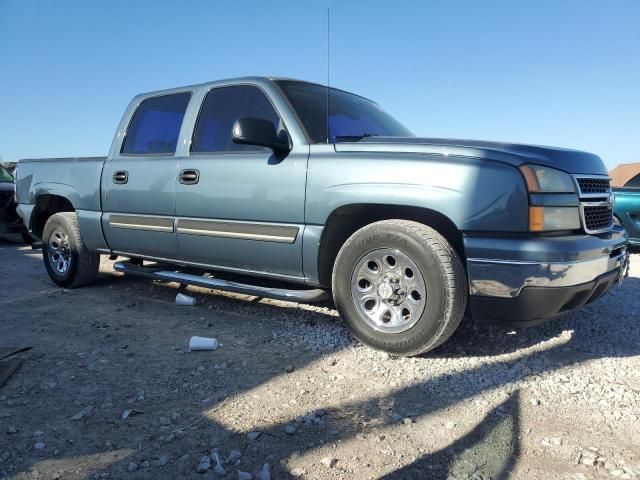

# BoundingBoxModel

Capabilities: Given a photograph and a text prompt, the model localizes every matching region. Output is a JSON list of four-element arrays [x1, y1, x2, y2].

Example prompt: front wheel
[[42, 212, 100, 288], [332, 220, 467, 356]]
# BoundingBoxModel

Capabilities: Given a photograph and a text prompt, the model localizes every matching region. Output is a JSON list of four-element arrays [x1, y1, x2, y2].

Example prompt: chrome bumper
[[468, 249, 629, 298]]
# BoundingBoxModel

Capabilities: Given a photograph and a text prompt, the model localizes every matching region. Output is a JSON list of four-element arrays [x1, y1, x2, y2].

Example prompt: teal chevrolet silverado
[[15, 77, 629, 355]]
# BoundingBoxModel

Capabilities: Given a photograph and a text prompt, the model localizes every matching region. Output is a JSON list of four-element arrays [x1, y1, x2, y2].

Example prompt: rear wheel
[[42, 212, 99, 288], [332, 220, 467, 356]]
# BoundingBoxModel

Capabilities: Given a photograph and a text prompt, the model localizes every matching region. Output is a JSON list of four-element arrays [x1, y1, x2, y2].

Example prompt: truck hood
[[333, 137, 608, 175]]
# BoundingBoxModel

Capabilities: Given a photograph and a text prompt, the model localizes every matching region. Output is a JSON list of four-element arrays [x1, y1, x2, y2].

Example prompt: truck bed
[[16, 157, 107, 213]]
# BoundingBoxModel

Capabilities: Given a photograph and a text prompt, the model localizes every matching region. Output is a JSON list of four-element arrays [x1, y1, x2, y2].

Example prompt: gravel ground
[[0, 241, 639, 480]]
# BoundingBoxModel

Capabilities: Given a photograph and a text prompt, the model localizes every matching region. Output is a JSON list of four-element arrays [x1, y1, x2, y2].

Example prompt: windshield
[[276, 80, 414, 143], [0, 166, 13, 182]]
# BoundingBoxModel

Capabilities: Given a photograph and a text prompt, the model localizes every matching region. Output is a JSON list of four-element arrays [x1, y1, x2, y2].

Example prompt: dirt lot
[[1, 241, 639, 480]]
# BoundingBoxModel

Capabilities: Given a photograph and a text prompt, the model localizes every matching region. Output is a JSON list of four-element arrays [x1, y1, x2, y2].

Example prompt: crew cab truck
[[15, 77, 629, 356]]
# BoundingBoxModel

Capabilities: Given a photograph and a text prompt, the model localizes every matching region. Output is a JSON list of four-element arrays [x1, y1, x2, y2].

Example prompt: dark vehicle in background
[[611, 162, 640, 246], [0, 165, 30, 242]]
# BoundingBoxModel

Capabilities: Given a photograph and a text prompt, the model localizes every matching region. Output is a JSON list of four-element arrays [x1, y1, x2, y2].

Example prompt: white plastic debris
[[189, 336, 218, 351], [122, 409, 144, 420], [175, 292, 197, 306]]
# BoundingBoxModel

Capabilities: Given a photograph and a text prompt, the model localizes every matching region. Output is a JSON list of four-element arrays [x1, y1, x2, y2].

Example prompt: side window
[[121, 92, 191, 155], [191, 85, 280, 153], [625, 174, 640, 188]]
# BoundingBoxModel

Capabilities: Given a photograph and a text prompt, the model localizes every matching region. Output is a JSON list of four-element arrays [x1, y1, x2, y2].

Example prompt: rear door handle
[[179, 169, 200, 185], [113, 171, 128, 184]]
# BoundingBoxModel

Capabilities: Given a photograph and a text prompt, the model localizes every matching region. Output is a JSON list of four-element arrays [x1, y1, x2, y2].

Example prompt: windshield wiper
[[333, 133, 380, 142]]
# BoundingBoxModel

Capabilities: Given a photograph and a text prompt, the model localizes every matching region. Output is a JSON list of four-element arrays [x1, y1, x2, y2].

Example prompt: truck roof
[[134, 76, 373, 103]]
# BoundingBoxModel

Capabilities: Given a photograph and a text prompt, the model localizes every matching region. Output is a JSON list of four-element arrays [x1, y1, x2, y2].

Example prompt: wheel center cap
[[377, 282, 394, 300]]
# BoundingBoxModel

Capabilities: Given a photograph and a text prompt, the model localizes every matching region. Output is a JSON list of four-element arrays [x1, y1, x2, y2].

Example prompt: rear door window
[[191, 85, 280, 153], [121, 92, 191, 155]]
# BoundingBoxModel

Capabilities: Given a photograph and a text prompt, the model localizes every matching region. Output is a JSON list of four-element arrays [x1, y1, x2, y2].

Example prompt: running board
[[113, 261, 329, 303]]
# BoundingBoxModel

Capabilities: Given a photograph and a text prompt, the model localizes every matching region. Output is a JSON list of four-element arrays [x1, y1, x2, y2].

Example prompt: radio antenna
[[326, 8, 330, 144]]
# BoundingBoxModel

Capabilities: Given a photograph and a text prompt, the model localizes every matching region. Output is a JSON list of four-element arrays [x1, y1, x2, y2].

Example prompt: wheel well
[[31, 195, 75, 239], [317, 204, 465, 287]]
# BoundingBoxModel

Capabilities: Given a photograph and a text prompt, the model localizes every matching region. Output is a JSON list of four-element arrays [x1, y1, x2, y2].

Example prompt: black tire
[[332, 220, 467, 356], [42, 212, 100, 288]]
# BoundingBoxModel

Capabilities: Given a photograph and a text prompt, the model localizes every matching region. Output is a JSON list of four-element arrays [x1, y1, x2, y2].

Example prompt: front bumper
[[465, 228, 629, 325]]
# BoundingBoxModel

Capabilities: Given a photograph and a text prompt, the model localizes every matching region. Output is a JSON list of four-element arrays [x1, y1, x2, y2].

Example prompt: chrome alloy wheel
[[48, 227, 72, 276], [350, 248, 427, 333]]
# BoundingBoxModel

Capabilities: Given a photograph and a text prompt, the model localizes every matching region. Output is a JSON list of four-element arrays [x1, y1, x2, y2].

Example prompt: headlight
[[529, 206, 581, 232], [519, 164, 575, 193], [520, 164, 580, 231]]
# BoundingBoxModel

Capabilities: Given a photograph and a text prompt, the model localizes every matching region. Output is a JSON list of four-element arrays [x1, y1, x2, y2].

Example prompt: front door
[[175, 85, 307, 279], [102, 92, 191, 259]]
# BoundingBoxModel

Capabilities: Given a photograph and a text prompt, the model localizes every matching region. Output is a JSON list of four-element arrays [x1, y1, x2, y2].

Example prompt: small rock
[[159, 416, 171, 426], [34, 442, 46, 450], [71, 405, 95, 420], [530, 398, 541, 406], [445, 421, 456, 430], [33, 430, 45, 437], [402, 417, 413, 426], [155, 455, 169, 467], [247, 431, 261, 441], [6, 426, 17, 434], [285, 425, 296, 435], [285, 365, 294, 373], [127, 462, 138, 473], [291, 468, 306, 476], [140, 460, 150, 468], [238, 471, 253, 480], [258, 463, 271, 480], [197, 461, 211, 473], [320, 457, 337, 468], [214, 463, 227, 476], [580, 456, 596, 466], [228, 449, 242, 463]]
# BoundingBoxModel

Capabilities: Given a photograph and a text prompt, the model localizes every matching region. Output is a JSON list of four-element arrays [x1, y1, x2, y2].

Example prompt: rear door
[[101, 92, 191, 259], [174, 84, 308, 278]]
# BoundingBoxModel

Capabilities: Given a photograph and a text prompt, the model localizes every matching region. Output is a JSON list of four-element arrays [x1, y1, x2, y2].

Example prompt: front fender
[[306, 151, 529, 232]]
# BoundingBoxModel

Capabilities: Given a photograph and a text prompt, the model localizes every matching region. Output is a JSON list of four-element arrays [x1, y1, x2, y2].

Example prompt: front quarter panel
[[305, 146, 529, 232]]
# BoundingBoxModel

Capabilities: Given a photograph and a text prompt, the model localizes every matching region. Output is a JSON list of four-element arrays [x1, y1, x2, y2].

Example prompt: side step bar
[[113, 261, 329, 303]]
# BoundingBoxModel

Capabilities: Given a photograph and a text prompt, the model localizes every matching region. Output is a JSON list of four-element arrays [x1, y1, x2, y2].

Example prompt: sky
[[1, 0, 638, 169]]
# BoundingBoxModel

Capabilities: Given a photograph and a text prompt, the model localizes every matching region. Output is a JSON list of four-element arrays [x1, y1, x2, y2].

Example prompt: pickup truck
[[15, 77, 629, 356]]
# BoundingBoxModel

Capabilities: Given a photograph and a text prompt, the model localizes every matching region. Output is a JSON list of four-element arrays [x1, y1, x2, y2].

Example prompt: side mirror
[[232, 117, 291, 153]]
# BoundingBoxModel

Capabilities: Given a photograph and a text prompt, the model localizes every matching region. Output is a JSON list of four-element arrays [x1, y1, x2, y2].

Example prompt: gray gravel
[[0, 243, 639, 479]]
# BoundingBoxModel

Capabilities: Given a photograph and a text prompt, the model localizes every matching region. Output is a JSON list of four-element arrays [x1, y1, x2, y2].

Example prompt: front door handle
[[179, 169, 200, 185], [113, 171, 128, 184]]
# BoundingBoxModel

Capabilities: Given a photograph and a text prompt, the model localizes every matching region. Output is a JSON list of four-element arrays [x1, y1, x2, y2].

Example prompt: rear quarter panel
[[15, 158, 106, 248], [16, 158, 105, 210]]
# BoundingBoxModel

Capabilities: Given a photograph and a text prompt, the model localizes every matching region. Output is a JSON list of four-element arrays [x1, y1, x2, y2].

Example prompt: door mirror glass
[[232, 118, 291, 153]]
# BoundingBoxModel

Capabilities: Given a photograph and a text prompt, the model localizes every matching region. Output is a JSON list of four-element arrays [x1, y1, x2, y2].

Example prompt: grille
[[577, 178, 611, 195], [583, 205, 613, 232]]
